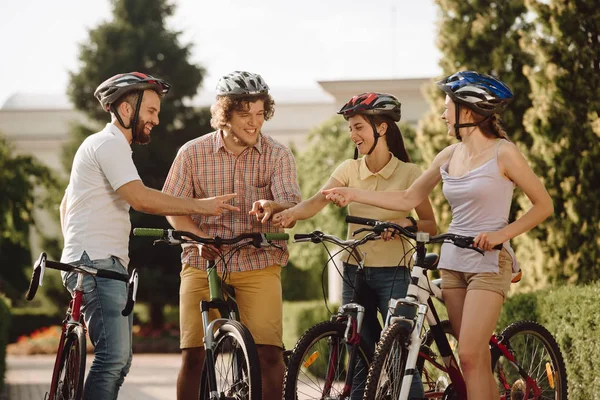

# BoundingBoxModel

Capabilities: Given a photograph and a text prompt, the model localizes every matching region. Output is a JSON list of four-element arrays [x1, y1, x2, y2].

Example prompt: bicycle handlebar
[[345, 216, 502, 254], [25, 252, 138, 316], [133, 228, 289, 248]]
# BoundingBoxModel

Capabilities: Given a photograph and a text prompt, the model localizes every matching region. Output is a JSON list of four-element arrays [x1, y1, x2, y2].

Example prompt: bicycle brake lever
[[470, 246, 485, 255], [352, 227, 373, 236]]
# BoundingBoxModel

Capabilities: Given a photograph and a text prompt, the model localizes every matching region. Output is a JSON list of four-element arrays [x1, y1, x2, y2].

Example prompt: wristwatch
[[406, 216, 418, 229]]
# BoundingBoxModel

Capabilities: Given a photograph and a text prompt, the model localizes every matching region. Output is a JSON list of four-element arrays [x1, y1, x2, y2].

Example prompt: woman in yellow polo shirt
[[273, 92, 437, 398]]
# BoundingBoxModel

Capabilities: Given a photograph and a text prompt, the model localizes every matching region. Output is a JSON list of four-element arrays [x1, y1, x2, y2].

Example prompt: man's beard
[[133, 118, 152, 145]]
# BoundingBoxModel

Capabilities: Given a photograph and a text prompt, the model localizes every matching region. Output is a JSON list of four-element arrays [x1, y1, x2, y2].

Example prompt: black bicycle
[[283, 226, 417, 400]]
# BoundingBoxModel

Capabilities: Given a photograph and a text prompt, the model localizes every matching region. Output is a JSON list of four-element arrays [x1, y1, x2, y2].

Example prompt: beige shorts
[[440, 248, 513, 299], [179, 264, 282, 349]]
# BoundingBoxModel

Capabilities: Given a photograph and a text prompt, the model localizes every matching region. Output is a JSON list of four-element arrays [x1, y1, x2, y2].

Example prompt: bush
[[281, 261, 322, 301], [498, 282, 600, 399], [0, 295, 11, 392], [8, 308, 62, 344]]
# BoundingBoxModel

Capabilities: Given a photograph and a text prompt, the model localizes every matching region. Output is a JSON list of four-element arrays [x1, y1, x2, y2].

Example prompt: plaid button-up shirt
[[163, 131, 301, 272]]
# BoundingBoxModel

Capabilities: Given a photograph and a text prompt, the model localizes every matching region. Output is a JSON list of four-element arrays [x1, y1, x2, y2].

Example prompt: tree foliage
[[419, 0, 535, 233], [0, 135, 58, 301], [421, 0, 600, 288], [519, 0, 600, 284], [65, 0, 211, 327]]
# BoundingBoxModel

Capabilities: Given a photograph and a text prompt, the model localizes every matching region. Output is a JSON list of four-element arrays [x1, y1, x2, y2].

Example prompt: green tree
[[64, 0, 211, 327], [519, 0, 600, 284], [0, 134, 57, 301], [418, 0, 535, 232]]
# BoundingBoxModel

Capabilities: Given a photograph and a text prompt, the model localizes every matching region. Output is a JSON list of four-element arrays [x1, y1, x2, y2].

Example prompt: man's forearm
[[59, 193, 68, 235], [166, 215, 209, 237]]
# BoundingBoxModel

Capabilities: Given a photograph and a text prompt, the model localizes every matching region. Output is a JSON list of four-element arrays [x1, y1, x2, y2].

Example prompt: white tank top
[[437, 141, 519, 273]]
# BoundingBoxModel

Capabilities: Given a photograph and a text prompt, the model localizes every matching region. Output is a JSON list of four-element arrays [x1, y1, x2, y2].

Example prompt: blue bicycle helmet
[[437, 71, 513, 139], [437, 71, 513, 116]]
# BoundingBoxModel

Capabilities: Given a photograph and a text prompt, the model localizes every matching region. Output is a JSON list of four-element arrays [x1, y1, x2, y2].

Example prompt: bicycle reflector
[[303, 351, 320, 368], [546, 362, 555, 389]]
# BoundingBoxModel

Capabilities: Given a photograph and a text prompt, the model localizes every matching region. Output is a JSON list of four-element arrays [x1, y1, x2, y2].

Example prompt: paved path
[[2, 354, 181, 399]]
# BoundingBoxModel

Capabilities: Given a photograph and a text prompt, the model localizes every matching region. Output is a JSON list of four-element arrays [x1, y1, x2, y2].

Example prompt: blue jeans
[[63, 252, 133, 400], [342, 264, 424, 400]]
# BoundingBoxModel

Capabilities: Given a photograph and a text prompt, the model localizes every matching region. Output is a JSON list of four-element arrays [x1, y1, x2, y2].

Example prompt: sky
[[0, 0, 442, 106]]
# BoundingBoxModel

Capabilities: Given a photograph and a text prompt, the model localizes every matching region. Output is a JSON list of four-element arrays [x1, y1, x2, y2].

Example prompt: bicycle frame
[[323, 267, 368, 399], [48, 272, 87, 400]]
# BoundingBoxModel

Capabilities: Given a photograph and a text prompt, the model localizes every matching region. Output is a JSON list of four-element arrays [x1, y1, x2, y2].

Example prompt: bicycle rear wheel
[[283, 320, 371, 400], [363, 322, 411, 400], [49, 325, 86, 400], [492, 320, 568, 400], [199, 320, 261, 400]]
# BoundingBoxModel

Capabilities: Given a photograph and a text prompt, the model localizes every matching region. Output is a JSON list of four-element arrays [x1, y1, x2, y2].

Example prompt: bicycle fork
[[201, 304, 237, 400], [392, 303, 429, 400]]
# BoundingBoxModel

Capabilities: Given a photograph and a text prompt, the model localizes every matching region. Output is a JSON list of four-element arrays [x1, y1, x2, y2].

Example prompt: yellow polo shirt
[[331, 155, 422, 267]]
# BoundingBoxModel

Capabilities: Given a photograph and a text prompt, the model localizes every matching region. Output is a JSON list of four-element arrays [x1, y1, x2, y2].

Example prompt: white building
[[0, 77, 433, 301]]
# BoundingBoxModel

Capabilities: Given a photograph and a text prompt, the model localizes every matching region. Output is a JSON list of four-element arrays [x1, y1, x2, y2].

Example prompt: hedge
[[286, 282, 600, 398], [0, 295, 11, 392], [498, 282, 600, 399], [7, 308, 62, 344]]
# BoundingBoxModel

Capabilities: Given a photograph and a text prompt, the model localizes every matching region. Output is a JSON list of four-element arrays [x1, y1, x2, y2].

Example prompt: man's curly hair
[[210, 93, 275, 130]]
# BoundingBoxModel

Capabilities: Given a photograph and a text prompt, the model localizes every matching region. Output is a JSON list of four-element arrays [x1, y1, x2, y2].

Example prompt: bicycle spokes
[[56, 340, 81, 399], [299, 335, 367, 399], [213, 337, 251, 398], [495, 332, 561, 399]]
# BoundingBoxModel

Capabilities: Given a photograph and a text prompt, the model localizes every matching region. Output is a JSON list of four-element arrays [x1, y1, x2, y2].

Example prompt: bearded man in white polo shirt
[[60, 72, 239, 400]]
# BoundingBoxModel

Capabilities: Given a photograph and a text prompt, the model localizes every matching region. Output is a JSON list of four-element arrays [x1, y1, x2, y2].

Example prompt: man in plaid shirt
[[163, 71, 301, 400]]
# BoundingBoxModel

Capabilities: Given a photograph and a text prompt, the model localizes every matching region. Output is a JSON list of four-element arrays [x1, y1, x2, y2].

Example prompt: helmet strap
[[453, 104, 491, 141], [111, 104, 130, 129], [110, 90, 144, 143], [129, 92, 144, 143], [366, 116, 380, 156]]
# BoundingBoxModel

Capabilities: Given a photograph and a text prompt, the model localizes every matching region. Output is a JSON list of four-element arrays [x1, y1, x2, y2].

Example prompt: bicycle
[[132, 228, 289, 400], [25, 252, 139, 400], [344, 216, 567, 400], [283, 227, 419, 400]]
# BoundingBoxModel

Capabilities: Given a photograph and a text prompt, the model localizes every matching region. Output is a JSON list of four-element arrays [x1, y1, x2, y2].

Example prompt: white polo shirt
[[61, 123, 141, 266]]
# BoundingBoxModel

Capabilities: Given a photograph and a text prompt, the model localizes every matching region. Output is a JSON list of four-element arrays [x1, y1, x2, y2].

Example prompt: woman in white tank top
[[322, 71, 554, 399]]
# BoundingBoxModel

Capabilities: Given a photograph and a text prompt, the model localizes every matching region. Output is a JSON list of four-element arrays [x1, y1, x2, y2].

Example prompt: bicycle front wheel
[[199, 320, 261, 400], [50, 325, 86, 400], [283, 320, 371, 400], [492, 320, 568, 399], [363, 322, 411, 400]]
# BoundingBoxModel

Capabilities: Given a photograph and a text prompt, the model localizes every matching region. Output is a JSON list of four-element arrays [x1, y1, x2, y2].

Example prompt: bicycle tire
[[283, 320, 371, 400], [363, 322, 411, 400], [199, 320, 261, 400], [49, 325, 86, 400], [492, 320, 568, 399]]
